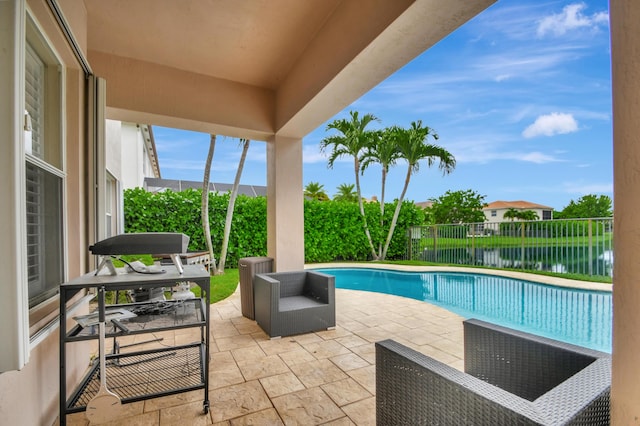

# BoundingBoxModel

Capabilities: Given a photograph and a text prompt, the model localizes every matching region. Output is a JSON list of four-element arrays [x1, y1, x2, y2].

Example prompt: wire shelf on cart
[[67, 298, 206, 341], [66, 343, 205, 413]]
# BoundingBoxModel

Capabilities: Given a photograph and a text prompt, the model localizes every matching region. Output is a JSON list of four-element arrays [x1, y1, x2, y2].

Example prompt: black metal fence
[[405, 218, 613, 278]]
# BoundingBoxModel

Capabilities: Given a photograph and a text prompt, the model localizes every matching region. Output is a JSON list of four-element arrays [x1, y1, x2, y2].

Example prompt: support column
[[266, 135, 304, 271], [610, 0, 640, 423]]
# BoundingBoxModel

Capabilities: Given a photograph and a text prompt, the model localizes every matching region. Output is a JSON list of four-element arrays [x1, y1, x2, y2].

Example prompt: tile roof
[[484, 200, 553, 210]]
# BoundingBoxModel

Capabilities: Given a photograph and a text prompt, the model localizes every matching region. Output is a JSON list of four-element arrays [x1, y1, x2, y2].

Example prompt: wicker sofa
[[376, 319, 611, 425], [254, 270, 335, 338]]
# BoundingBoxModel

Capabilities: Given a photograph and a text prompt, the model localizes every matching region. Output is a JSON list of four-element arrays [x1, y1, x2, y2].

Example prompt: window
[[105, 173, 119, 237], [491, 210, 497, 217], [542, 210, 552, 220], [25, 17, 64, 309]]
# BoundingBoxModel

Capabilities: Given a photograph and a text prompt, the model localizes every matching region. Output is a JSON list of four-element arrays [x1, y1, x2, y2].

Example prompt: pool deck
[[60, 264, 608, 425]]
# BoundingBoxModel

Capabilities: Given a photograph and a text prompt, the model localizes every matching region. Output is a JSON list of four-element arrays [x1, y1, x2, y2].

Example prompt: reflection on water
[[318, 268, 612, 352], [419, 247, 614, 278]]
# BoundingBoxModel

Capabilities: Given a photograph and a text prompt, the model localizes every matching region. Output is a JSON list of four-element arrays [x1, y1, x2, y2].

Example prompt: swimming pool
[[314, 267, 612, 352]]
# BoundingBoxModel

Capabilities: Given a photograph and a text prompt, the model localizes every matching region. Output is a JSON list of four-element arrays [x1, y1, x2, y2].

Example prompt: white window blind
[[25, 42, 43, 158]]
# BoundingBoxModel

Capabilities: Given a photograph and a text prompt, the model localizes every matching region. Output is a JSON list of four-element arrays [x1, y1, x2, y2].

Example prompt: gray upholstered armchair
[[376, 319, 611, 425], [254, 270, 336, 338]]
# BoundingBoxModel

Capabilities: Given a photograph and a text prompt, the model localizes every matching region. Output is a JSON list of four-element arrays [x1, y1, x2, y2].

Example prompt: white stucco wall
[[105, 119, 123, 181], [118, 122, 147, 189]]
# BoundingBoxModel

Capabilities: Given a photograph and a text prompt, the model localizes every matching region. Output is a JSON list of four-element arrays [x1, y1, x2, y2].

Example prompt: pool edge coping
[[305, 262, 612, 293]]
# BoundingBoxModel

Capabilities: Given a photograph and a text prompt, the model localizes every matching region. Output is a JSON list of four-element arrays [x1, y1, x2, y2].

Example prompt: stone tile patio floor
[[63, 287, 465, 426]]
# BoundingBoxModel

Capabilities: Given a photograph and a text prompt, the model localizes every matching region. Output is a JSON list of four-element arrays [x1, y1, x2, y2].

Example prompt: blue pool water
[[314, 268, 612, 352]]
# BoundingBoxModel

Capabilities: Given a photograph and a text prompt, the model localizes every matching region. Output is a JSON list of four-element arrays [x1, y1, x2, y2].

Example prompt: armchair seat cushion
[[279, 295, 327, 312]]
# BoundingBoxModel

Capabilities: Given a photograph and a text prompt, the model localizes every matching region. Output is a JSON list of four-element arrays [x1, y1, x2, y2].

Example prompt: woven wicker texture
[[238, 257, 273, 320], [376, 319, 610, 425], [254, 271, 335, 338]]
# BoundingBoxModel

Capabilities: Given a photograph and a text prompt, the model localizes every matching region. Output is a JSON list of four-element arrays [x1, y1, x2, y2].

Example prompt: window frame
[[24, 10, 67, 335]]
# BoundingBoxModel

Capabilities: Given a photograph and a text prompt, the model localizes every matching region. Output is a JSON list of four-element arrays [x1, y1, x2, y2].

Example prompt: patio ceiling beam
[[89, 51, 276, 141]]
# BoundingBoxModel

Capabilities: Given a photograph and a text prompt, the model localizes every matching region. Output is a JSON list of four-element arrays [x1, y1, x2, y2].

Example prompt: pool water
[[314, 268, 612, 352]]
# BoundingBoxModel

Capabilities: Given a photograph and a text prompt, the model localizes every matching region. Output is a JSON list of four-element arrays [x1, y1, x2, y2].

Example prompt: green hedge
[[123, 188, 424, 266]]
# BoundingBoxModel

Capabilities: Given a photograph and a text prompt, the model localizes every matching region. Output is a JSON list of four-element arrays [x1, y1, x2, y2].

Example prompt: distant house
[[483, 200, 553, 222], [414, 201, 434, 210], [106, 120, 161, 236]]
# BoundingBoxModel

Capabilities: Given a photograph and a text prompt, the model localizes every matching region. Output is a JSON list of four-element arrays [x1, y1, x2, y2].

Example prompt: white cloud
[[537, 3, 609, 37], [455, 149, 564, 164], [519, 152, 561, 163], [447, 137, 564, 165], [522, 113, 578, 138], [303, 144, 330, 164]]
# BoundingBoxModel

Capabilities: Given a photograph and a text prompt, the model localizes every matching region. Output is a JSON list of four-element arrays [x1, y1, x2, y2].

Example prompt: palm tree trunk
[[378, 167, 387, 256], [381, 166, 412, 260], [217, 139, 250, 273], [354, 158, 379, 260], [202, 134, 218, 275]]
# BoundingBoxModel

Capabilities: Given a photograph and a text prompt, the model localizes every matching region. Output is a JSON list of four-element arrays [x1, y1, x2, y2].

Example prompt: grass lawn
[[418, 233, 613, 249], [192, 268, 239, 304], [110, 256, 240, 304]]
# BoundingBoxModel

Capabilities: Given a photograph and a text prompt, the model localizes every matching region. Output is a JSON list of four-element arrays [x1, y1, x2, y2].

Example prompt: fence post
[[588, 219, 593, 276], [521, 222, 526, 270], [471, 225, 475, 265], [406, 228, 412, 261], [434, 225, 438, 263]]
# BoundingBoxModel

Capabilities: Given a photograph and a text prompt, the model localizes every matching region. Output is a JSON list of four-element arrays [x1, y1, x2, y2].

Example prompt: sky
[[153, 0, 612, 212]]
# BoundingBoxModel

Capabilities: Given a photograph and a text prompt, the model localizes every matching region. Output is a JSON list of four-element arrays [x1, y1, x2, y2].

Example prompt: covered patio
[[63, 281, 466, 425], [1, 1, 639, 424]]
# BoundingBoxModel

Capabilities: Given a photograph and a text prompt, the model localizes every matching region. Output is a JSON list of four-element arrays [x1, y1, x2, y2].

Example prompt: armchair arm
[[376, 339, 545, 425], [535, 358, 610, 425], [305, 271, 335, 304], [254, 274, 281, 335], [463, 319, 609, 401]]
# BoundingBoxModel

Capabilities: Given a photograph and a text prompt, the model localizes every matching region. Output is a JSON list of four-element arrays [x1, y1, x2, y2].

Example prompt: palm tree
[[304, 181, 329, 201], [202, 134, 218, 275], [217, 138, 250, 273], [381, 121, 455, 260], [503, 208, 520, 237], [320, 111, 380, 259], [361, 128, 401, 256], [513, 210, 539, 238], [333, 183, 358, 202], [503, 208, 519, 221], [504, 208, 539, 221], [517, 210, 540, 221]]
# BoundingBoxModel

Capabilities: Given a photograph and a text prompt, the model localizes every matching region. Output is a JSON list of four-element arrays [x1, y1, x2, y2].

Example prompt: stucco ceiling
[[83, 0, 344, 90], [72, 0, 496, 139]]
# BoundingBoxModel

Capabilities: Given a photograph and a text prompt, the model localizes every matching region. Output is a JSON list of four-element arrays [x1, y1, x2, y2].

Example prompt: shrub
[[124, 188, 424, 265]]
